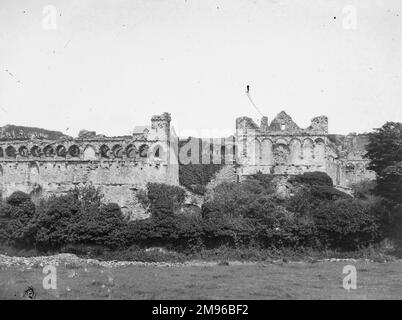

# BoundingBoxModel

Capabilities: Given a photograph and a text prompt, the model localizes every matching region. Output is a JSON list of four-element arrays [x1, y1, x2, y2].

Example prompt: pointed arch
[[152, 143, 165, 159]]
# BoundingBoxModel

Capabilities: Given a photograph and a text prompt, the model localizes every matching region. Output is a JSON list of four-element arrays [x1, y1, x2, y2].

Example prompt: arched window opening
[[56, 145, 67, 157], [125, 145, 136, 159], [112, 145, 123, 158], [100, 145, 110, 158], [152, 144, 164, 159], [43, 145, 55, 157], [0, 148, 3, 158], [68, 145, 80, 158], [273, 143, 290, 165], [19, 146, 28, 157], [5, 146, 16, 158], [139, 144, 149, 158], [31, 146, 41, 157]]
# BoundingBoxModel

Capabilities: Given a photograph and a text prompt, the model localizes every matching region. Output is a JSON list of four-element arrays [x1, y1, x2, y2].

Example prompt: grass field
[[1, 259, 402, 299]]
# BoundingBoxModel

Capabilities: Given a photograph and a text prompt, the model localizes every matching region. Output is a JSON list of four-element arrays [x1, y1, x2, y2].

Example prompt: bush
[[350, 180, 377, 199], [34, 186, 127, 250], [0, 192, 36, 247], [312, 198, 381, 250], [202, 179, 282, 220], [7, 191, 32, 206], [126, 215, 203, 252], [247, 172, 276, 194], [146, 183, 186, 218], [0, 178, 388, 259], [286, 180, 351, 215], [288, 171, 334, 187]]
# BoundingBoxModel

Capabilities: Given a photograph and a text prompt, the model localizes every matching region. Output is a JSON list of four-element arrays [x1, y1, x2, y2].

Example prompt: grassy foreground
[[1, 259, 402, 299]]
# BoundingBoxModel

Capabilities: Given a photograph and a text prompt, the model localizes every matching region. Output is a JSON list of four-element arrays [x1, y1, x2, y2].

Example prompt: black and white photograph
[[0, 0, 402, 305]]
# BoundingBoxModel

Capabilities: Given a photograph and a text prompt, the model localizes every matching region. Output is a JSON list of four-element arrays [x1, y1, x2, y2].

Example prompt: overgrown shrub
[[288, 171, 334, 187], [350, 179, 377, 199], [34, 186, 127, 250], [126, 215, 203, 252], [146, 183, 186, 218], [0, 191, 36, 247], [0, 177, 389, 258], [286, 173, 351, 215], [312, 198, 381, 250], [202, 179, 281, 220]]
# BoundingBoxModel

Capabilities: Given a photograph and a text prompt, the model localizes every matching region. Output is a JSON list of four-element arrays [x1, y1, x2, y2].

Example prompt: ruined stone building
[[0, 111, 375, 217], [236, 111, 375, 188], [0, 113, 178, 217]]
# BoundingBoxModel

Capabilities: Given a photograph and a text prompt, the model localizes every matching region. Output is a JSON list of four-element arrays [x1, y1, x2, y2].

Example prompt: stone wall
[[0, 110, 377, 220], [0, 113, 179, 219], [236, 111, 375, 188]]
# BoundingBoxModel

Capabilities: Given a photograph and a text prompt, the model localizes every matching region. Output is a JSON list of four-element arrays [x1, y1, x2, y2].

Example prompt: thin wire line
[[245, 85, 264, 117]]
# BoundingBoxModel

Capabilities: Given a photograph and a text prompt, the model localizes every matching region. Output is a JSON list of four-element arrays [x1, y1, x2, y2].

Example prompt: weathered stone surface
[[78, 129, 97, 139], [0, 113, 179, 219], [0, 111, 375, 220], [236, 111, 375, 188]]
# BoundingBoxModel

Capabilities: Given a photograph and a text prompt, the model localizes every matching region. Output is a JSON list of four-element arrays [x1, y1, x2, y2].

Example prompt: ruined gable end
[[268, 111, 300, 132]]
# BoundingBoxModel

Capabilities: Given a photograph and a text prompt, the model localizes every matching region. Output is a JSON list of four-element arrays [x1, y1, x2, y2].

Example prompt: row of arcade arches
[[0, 143, 164, 160]]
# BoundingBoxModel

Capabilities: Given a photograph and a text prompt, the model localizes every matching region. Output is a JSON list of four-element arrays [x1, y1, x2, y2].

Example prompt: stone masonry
[[0, 113, 179, 219], [0, 111, 375, 219], [235, 111, 375, 188]]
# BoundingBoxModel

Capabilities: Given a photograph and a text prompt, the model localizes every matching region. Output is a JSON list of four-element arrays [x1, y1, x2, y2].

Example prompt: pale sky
[[0, 0, 401, 138]]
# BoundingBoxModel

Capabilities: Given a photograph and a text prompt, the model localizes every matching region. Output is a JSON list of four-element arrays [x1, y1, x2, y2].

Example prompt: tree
[[0, 191, 36, 247], [366, 122, 402, 202], [146, 183, 186, 218], [365, 122, 402, 241]]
